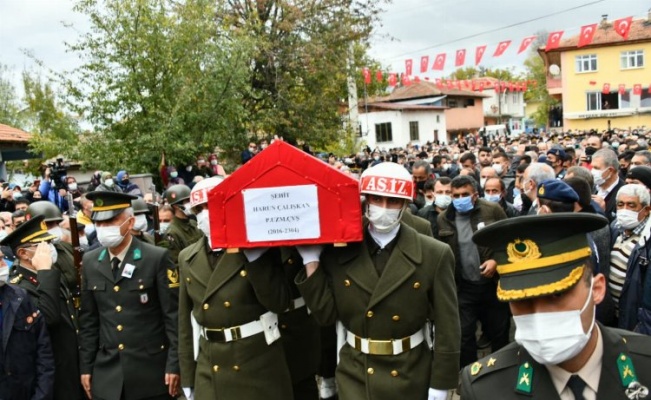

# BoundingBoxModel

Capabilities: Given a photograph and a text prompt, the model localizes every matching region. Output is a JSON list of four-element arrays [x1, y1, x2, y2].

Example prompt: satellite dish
[[549, 64, 560, 76]]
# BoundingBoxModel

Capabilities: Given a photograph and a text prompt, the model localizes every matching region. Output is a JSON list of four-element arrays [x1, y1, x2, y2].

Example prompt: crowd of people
[[0, 126, 650, 399]]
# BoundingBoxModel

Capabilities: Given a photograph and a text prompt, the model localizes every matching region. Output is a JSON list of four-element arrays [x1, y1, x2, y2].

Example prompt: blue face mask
[[484, 194, 501, 203], [453, 196, 474, 213]]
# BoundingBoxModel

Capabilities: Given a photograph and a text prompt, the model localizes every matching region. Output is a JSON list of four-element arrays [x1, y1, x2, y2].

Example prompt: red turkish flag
[[432, 53, 446, 70], [475, 45, 487, 65], [435, 78, 444, 89], [589, 80, 597, 86], [545, 31, 564, 51], [455, 49, 466, 67], [446, 80, 453, 90], [518, 36, 536, 54], [493, 40, 511, 57], [578, 24, 598, 48], [376, 70, 383, 83], [420, 56, 429, 73], [414, 76, 421, 83], [402, 74, 411, 86], [618, 84, 626, 95], [602, 83, 610, 94], [388, 73, 397, 87], [633, 84, 642, 95], [362, 67, 371, 84], [478, 81, 486, 92], [405, 59, 413, 76], [614, 16, 633, 40]]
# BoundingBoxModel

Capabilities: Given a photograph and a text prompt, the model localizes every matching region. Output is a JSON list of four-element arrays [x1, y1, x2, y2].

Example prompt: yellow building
[[539, 14, 651, 132]]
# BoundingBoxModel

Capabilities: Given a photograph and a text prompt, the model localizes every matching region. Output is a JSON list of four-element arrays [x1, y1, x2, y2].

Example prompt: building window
[[409, 121, 419, 141], [375, 122, 393, 143], [621, 50, 644, 69], [620, 90, 632, 109], [586, 92, 601, 111], [465, 99, 475, 107], [436, 115, 440, 123], [575, 54, 597, 73], [642, 89, 651, 108], [586, 91, 630, 110], [448, 98, 457, 108]]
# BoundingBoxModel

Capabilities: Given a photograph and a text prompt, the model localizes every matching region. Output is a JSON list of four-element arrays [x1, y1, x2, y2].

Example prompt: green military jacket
[[296, 222, 461, 400], [165, 215, 203, 265], [54, 241, 78, 294], [461, 324, 651, 399], [178, 240, 293, 400]]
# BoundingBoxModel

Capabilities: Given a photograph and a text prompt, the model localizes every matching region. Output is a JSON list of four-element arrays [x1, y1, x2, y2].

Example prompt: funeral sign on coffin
[[207, 140, 363, 249]]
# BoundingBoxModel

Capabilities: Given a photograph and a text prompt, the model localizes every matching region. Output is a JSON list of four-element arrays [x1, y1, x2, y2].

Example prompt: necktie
[[566, 375, 586, 400], [111, 257, 120, 280]]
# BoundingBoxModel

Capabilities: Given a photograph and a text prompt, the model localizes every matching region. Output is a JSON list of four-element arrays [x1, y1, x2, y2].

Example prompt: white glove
[[428, 388, 449, 400], [296, 245, 324, 265], [182, 387, 194, 400], [317, 376, 337, 398], [243, 247, 269, 262]]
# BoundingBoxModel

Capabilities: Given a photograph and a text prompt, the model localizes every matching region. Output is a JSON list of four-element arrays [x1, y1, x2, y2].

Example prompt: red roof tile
[[374, 81, 490, 103], [546, 18, 651, 51], [0, 124, 32, 143]]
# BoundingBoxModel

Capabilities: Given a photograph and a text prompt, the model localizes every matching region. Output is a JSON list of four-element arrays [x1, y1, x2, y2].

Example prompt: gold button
[[118, 344, 124, 350], [288, 258, 294, 265], [117, 325, 123, 332], [366, 310, 374, 318], [392, 315, 400, 321], [391, 370, 399, 377], [344, 279, 351, 287], [203, 303, 209, 310], [240, 270, 247, 277], [367, 367, 374, 375], [212, 365, 219, 372], [116, 305, 122, 312], [186, 277, 191, 283], [70, 315, 75, 320], [281, 324, 287, 329], [224, 301, 231, 308], [413, 282, 421, 289], [92, 286, 97, 290], [161, 345, 165, 349], [139, 284, 144, 290], [113, 285, 120, 292], [233, 365, 240, 371]]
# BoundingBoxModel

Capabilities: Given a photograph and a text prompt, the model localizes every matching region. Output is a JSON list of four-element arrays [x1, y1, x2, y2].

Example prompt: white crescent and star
[[617, 20, 630, 35]]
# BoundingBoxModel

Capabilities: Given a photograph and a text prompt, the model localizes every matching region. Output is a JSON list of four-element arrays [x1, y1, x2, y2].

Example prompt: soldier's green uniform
[[178, 240, 293, 400], [296, 221, 461, 400], [26, 201, 78, 294], [164, 185, 202, 265], [462, 213, 651, 399], [3, 215, 83, 400]]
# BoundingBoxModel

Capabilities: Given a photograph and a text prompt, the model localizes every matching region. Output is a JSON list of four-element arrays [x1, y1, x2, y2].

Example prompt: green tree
[[523, 31, 557, 127], [0, 64, 25, 128], [57, 0, 254, 173]]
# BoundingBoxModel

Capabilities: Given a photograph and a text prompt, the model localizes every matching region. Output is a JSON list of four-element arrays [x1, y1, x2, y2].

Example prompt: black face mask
[[416, 181, 426, 190], [122, 179, 129, 185]]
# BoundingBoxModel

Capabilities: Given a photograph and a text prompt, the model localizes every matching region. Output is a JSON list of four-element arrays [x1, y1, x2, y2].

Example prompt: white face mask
[[480, 178, 487, 188], [617, 209, 642, 230], [49, 243, 58, 264], [492, 163, 503, 175], [84, 223, 95, 236], [96, 218, 130, 248], [104, 178, 114, 188], [366, 204, 402, 233], [159, 222, 170, 234], [48, 227, 63, 242], [0, 231, 7, 241], [514, 277, 595, 365], [0, 266, 8, 284], [183, 203, 193, 217], [79, 236, 89, 248], [435, 195, 452, 210], [210, 160, 218, 166], [591, 168, 607, 187], [68, 183, 78, 191], [13, 192, 22, 199], [196, 209, 211, 242], [133, 214, 148, 232]]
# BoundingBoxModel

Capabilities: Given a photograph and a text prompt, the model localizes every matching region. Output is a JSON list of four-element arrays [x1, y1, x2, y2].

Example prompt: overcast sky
[[0, 0, 647, 91]]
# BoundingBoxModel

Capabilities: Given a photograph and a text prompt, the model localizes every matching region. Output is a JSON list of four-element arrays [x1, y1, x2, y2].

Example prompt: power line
[[388, 0, 607, 60]]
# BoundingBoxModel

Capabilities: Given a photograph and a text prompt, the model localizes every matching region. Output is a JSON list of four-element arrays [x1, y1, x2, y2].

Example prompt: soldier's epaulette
[[9, 274, 23, 285], [621, 333, 651, 357], [468, 344, 521, 383]]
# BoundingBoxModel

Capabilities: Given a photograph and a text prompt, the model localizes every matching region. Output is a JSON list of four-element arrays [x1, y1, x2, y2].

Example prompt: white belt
[[284, 297, 306, 312], [345, 327, 425, 355], [201, 319, 264, 342]]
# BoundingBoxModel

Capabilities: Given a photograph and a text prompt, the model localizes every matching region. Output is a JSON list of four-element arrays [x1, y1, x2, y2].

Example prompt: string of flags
[[363, 15, 636, 89], [596, 82, 651, 95]]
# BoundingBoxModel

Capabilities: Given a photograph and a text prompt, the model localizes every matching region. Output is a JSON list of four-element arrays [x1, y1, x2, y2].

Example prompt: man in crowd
[[417, 177, 452, 239], [520, 163, 555, 215], [483, 177, 518, 218], [591, 149, 624, 222], [546, 148, 567, 179], [79, 191, 180, 399], [436, 175, 509, 369], [162, 184, 203, 266], [478, 146, 493, 169], [411, 160, 432, 210], [462, 213, 651, 400], [296, 162, 460, 400], [631, 150, 651, 169]]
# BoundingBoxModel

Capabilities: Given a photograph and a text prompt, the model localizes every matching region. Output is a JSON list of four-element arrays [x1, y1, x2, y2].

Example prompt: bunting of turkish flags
[[475, 45, 486, 65], [546, 31, 564, 51], [455, 49, 466, 67], [493, 40, 511, 57], [420, 56, 429, 73], [362, 67, 371, 84], [432, 53, 446, 70], [633, 84, 642, 95], [602, 83, 610, 94], [405, 59, 413, 76], [518, 36, 536, 54], [388, 73, 397, 87], [618, 84, 626, 95], [402, 74, 411, 86], [376, 70, 383, 83], [578, 24, 598, 48], [435, 78, 444, 89], [614, 16, 633, 40]]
